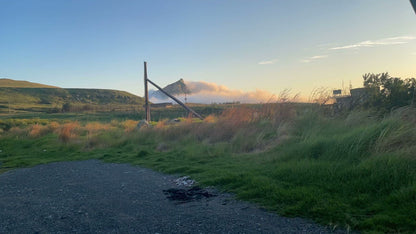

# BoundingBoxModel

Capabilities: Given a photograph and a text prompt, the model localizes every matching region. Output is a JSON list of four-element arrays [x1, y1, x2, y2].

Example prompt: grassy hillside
[[0, 78, 58, 88], [0, 79, 145, 114], [66, 88, 143, 105]]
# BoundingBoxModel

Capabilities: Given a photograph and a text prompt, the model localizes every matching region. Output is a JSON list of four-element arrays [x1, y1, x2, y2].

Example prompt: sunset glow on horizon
[[1, 0, 415, 102]]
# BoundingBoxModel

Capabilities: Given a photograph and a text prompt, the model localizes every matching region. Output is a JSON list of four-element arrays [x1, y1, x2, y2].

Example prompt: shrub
[[8, 127, 27, 136], [362, 73, 416, 110], [58, 122, 81, 143], [28, 124, 50, 137], [122, 120, 139, 132], [48, 121, 61, 133]]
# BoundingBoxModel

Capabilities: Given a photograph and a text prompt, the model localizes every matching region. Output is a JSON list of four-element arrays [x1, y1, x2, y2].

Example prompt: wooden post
[[144, 61, 151, 122], [143, 61, 203, 120]]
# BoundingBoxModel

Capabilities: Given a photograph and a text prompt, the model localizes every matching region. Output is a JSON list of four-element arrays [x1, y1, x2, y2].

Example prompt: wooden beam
[[144, 61, 151, 121], [146, 78, 204, 120]]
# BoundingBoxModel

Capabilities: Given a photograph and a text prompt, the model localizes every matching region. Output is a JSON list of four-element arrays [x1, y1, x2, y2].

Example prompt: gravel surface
[[0, 160, 344, 233]]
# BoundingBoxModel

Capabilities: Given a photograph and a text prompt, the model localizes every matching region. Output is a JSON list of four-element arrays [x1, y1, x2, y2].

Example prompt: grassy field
[[0, 104, 415, 233]]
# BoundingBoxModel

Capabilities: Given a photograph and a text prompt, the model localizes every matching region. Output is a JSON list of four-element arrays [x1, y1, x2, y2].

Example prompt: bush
[[28, 124, 50, 137], [122, 120, 138, 132], [48, 121, 61, 132], [58, 122, 81, 143]]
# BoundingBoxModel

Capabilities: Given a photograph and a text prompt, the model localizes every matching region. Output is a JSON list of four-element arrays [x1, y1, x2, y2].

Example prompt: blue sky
[[1, 0, 415, 99]]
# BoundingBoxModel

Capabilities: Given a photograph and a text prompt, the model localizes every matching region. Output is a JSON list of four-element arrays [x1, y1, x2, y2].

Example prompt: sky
[[1, 0, 416, 101]]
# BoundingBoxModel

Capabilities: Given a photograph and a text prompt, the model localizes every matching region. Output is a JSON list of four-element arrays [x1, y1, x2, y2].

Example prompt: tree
[[362, 73, 416, 110]]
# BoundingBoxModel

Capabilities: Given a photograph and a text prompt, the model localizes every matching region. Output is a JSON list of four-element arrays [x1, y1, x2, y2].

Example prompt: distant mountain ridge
[[149, 78, 191, 100]]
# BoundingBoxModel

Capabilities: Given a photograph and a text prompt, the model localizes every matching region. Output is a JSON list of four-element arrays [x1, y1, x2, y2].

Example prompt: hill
[[0, 78, 59, 88], [0, 79, 145, 114]]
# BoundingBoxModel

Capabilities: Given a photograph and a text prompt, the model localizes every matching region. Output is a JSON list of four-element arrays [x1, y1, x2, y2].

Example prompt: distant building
[[350, 88, 370, 105], [333, 88, 371, 111], [334, 96, 352, 111]]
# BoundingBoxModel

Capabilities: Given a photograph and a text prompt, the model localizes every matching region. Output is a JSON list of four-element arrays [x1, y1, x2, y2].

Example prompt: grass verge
[[0, 105, 415, 233]]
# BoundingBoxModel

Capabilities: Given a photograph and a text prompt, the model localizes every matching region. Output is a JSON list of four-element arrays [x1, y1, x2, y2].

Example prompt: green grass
[[0, 103, 234, 122], [0, 106, 415, 233]]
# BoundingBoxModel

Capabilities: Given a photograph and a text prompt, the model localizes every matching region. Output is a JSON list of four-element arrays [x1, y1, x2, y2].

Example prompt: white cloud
[[258, 59, 278, 65], [150, 80, 275, 104], [330, 36, 416, 50], [310, 55, 328, 59], [301, 55, 328, 63]]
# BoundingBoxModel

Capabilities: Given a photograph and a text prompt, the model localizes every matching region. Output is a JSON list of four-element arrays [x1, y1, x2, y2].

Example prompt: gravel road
[[0, 160, 343, 233]]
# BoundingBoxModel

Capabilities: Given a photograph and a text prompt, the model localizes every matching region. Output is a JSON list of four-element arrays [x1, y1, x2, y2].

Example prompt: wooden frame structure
[[143, 62, 203, 121]]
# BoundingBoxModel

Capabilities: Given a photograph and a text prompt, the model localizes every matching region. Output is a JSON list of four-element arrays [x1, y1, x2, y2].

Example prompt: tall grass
[[0, 104, 415, 232]]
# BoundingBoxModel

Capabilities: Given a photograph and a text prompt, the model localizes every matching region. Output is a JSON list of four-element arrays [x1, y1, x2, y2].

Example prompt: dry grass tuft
[[48, 121, 61, 133], [391, 106, 416, 124], [122, 120, 139, 132], [220, 106, 256, 126], [309, 87, 333, 105], [203, 115, 217, 123], [260, 103, 297, 125], [155, 119, 169, 129], [85, 122, 112, 134], [58, 122, 81, 143], [29, 124, 50, 137], [8, 127, 27, 136]]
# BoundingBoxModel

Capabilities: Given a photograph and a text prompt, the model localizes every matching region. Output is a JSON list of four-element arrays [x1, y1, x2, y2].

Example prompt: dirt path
[[0, 160, 342, 233]]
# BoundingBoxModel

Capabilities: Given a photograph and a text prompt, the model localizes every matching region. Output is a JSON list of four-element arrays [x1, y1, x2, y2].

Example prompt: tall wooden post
[[144, 61, 151, 122]]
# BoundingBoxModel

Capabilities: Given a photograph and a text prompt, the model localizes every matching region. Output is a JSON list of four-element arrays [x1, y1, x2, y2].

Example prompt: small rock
[[168, 118, 181, 124], [174, 176, 196, 187], [137, 120, 150, 129]]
